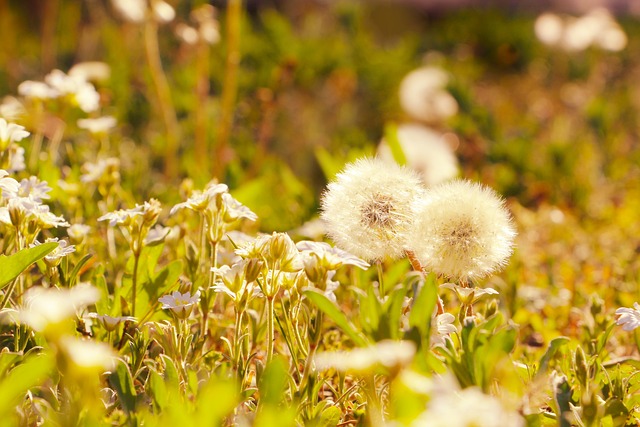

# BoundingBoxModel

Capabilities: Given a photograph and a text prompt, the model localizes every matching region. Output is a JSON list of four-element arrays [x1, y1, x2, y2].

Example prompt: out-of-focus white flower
[[77, 116, 117, 134], [159, 290, 201, 319], [44, 69, 100, 113], [314, 340, 416, 373], [18, 176, 51, 202], [7, 146, 25, 173], [616, 303, 640, 331], [18, 285, 100, 332], [192, 4, 220, 45], [69, 62, 111, 82], [152, 0, 175, 23], [68, 223, 92, 243], [399, 66, 458, 123], [0, 118, 30, 146], [81, 157, 120, 185], [31, 203, 71, 229], [321, 158, 424, 261], [59, 336, 118, 373], [377, 124, 459, 186], [535, 8, 627, 52], [17, 81, 58, 100], [431, 312, 456, 348], [534, 13, 564, 46], [176, 24, 200, 45], [111, 0, 146, 22], [87, 313, 136, 332], [412, 375, 524, 426], [410, 180, 516, 282], [0, 97, 26, 121], [0, 170, 19, 199]]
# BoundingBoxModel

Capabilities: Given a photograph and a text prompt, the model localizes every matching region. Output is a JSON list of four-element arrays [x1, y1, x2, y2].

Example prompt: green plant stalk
[[266, 296, 275, 363], [364, 374, 384, 426], [131, 252, 140, 318], [144, 18, 180, 180], [214, 0, 242, 179]]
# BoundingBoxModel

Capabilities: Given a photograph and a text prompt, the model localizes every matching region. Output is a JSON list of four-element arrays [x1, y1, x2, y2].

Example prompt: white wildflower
[[0, 170, 19, 199], [0, 118, 30, 146], [152, 0, 175, 23], [18, 176, 52, 202], [616, 303, 640, 331], [0, 96, 26, 121], [87, 313, 136, 332], [159, 290, 201, 319], [111, 0, 146, 23], [431, 312, 456, 348]]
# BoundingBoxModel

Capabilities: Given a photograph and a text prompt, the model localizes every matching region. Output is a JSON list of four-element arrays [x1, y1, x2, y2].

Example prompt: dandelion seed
[[410, 180, 516, 282], [377, 124, 459, 186], [615, 303, 640, 331], [321, 158, 423, 261]]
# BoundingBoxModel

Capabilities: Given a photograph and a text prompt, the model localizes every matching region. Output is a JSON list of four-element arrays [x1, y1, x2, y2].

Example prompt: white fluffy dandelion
[[410, 180, 516, 282], [320, 158, 424, 261]]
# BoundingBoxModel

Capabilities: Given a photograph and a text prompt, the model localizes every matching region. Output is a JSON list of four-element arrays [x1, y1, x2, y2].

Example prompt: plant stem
[[214, 0, 242, 179], [144, 18, 179, 180], [132, 253, 140, 317], [266, 296, 274, 363]]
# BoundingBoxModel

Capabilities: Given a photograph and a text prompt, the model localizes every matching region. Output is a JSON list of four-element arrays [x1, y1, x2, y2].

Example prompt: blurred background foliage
[[1, 0, 639, 234]]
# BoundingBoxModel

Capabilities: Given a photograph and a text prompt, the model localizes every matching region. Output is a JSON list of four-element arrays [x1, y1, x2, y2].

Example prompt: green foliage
[[0, 242, 57, 289]]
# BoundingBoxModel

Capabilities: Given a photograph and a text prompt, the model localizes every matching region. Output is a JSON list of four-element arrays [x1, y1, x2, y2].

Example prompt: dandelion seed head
[[321, 158, 423, 261], [411, 180, 516, 281]]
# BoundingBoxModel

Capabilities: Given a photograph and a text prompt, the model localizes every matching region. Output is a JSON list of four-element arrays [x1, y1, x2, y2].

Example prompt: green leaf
[[604, 398, 629, 426], [258, 356, 288, 406], [537, 336, 570, 378], [0, 242, 58, 289], [384, 122, 407, 166], [109, 360, 137, 414], [194, 377, 239, 426], [303, 289, 368, 347], [0, 353, 53, 419], [66, 253, 94, 287], [408, 273, 437, 346], [148, 368, 168, 410]]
